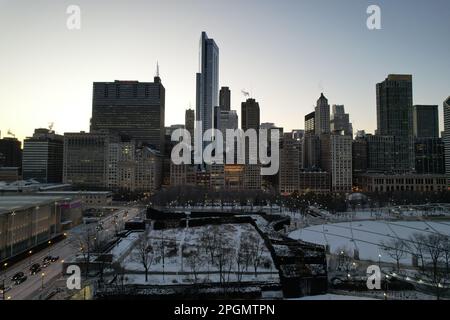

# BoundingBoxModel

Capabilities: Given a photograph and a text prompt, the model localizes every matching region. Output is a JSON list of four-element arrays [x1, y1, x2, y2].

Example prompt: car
[[50, 256, 60, 262], [11, 272, 25, 282], [14, 275, 27, 285], [43, 256, 52, 263], [29, 263, 41, 275]]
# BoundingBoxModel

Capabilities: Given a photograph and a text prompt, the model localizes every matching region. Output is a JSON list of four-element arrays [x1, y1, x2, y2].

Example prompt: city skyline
[[1, 0, 450, 143]]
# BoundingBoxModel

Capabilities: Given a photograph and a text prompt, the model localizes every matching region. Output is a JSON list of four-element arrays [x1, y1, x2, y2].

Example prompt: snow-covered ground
[[118, 223, 279, 285], [289, 220, 450, 265]]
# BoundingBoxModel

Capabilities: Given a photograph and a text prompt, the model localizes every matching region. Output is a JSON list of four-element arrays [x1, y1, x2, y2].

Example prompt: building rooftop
[[0, 195, 70, 215]]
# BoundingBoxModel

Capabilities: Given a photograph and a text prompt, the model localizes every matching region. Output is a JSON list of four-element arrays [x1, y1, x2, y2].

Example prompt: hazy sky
[[1, 0, 449, 142]]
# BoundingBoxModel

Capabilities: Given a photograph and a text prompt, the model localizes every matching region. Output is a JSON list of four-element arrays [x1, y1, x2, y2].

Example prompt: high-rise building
[[196, 32, 219, 147], [90, 77, 165, 151], [413, 105, 439, 138], [375, 74, 414, 171], [107, 141, 162, 193], [376, 74, 413, 137], [414, 137, 444, 174], [22, 128, 64, 183], [331, 105, 352, 136], [303, 135, 320, 170], [279, 132, 303, 194], [185, 108, 195, 139], [352, 131, 368, 174], [443, 96, 450, 186], [63, 132, 113, 189], [241, 98, 260, 131], [305, 112, 315, 135], [314, 93, 330, 135], [0, 137, 22, 169], [320, 133, 352, 193], [219, 86, 231, 111]]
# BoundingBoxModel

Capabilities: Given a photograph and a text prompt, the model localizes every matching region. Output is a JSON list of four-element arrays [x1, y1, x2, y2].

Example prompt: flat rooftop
[[0, 195, 70, 215]]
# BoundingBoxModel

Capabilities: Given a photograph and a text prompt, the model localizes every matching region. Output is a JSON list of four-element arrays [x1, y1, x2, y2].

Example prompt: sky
[[0, 0, 449, 143]]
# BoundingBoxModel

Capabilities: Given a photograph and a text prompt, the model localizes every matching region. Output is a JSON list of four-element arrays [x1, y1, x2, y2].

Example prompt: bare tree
[[215, 237, 234, 285], [380, 238, 407, 271], [133, 231, 154, 282], [408, 233, 427, 271], [236, 235, 253, 282], [248, 234, 265, 278], [184, 245, 202, 283], [423, 234, 446, 300], [74, 225, 96, 278], [200, 225, 220, 266]]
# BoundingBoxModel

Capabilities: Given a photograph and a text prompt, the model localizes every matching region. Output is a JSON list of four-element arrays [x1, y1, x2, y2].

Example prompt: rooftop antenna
[[7, 129, 15, 138], [156, 61, 160, 78]]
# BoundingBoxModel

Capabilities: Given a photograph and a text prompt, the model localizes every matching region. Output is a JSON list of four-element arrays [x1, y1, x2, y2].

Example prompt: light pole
[[41, 273, 45, 290]]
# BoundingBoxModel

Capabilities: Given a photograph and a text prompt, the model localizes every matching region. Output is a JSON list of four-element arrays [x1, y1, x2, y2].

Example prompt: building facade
[[90, 78, 165, 151], [196, 32, 219, 148], [22, 128, 63, 183], [63, 132, 112, 189]]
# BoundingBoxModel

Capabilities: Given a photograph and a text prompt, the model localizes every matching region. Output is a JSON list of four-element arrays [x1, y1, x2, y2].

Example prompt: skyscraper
[[22, 128, 64, 183], [63, 132, 113, 189], [413, 105, 439, 138], [443, 97, 450, 186], [0, 137, 22, 169], [185, 108, 195, 139], [330, 105, 352, 136], [376, 74, 413, 137], [219, 86, 231, 111], [90, 76, 165, 151], [305, 111, 315, 135], [196, 32, 219, 145], [375, 74, 414, 171], [314, 93, 330, 135], [241, 98, 260, 131]]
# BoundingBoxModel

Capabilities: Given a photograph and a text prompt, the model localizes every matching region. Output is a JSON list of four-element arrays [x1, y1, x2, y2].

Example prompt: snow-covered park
[[116, 223, 279, 285], [289, 220, 450, 266]]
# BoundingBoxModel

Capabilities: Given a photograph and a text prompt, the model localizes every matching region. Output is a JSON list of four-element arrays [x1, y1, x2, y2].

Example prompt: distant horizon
[[1, 0, 450, 143]]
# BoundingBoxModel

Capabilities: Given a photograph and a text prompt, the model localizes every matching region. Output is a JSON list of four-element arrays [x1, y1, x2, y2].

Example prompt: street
[[0, 205, 143, 300]]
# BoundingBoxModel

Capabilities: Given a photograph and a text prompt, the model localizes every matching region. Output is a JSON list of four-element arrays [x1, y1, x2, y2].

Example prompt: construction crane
[[241, 89, 250, 98], [7, 129, 15, 138]]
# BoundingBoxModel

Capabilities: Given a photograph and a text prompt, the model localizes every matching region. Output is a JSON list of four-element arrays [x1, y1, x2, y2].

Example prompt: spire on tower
[[156, 61, 160, 78]]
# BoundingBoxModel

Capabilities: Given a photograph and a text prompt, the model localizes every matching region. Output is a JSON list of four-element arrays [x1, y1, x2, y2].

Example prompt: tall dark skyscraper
[[376, 74, 413, 137], [375, 74, 414, 171], [219, 86, 231, 111], [196, 32, 219, 144], [0, 136, 22, 168], [241, 98, 260, 131], [413, 105, 439, 138], [314, 93, 330, 135], [185, 108, 195, 139], [22, 128, 64, 183], [90, 76, 165, 151], [443, 96, 450, 185], [304, 112, 315, 135]]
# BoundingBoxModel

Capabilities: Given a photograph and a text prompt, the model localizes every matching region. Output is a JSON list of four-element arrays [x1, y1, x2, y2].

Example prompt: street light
[[41, 273, 45, 290]]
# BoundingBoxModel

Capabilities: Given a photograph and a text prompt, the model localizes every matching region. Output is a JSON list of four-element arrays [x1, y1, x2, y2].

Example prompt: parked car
[[50, 256, 60, 262]]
